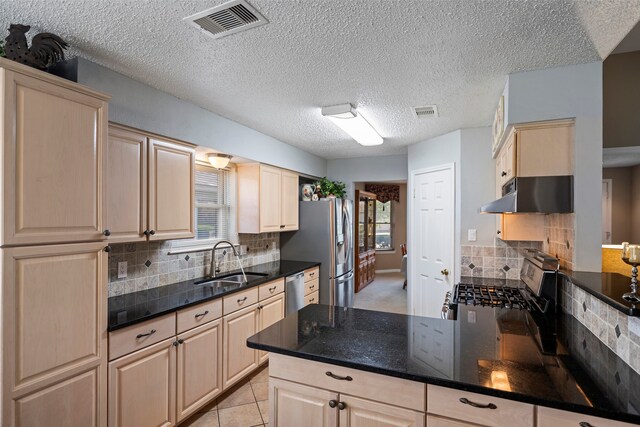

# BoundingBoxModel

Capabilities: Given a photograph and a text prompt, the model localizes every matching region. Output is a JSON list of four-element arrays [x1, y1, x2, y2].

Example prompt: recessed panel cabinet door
[[105, 126, 147, 243], [339, 394, 425, 427], [108, 338, 176, 427], [176, 320, 223, 422], [270, 378, 338, 427], [2, 242, 107, 427], [148, 138, 195, 240], [223, 304, 259, 389], [280, 170, 299, 231], [259, 165, 282, 232], [2, 70, 108, 245], [258, 293, 285, 364]]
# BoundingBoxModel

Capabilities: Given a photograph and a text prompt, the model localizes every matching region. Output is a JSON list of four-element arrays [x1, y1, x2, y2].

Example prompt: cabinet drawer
[[269, 353, 425, 412], [304, 290, 319, 306], [304, 267, 319, 282], [537, 406, 633, 427], [223, 287, 259, 315], [305, 278, 319, 295], [427, 385, 533, 427], [109, 313, 176, 361], [177, 299, 222, 334], [258, 278, 285, 301]]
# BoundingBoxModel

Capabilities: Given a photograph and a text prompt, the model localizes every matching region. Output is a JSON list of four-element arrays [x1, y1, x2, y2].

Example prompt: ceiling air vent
[[184, 0, 268, 40], [413, 105, 438, 118]]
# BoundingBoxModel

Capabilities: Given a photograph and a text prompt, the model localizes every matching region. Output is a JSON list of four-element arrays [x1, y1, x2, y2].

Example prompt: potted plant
[[315, 177, 346, 199]]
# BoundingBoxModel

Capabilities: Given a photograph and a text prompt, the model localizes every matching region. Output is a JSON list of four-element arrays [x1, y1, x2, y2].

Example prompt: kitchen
[[1, 1, 640, 427]]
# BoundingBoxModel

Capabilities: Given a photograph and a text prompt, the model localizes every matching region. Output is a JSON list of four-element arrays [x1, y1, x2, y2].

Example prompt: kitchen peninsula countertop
[[561, 270, 640, 316], [108, 260, 320, 331], [247, 304, 640, 424]]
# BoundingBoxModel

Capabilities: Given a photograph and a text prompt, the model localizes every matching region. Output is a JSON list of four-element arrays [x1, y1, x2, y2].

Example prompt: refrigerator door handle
[[334, 271, 354, 283]]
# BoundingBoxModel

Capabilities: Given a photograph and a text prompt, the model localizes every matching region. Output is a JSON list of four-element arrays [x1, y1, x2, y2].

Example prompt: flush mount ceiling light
[[321, 104, 383, 146], [208, 153, 232, 169]]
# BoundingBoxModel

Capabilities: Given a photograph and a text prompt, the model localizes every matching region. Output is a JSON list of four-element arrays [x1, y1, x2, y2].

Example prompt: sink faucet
[[210, 240, 247, 283]]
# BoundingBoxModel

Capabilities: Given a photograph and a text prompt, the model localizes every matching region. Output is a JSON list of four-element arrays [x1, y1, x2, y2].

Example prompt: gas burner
[[453, 284, 529, 310]]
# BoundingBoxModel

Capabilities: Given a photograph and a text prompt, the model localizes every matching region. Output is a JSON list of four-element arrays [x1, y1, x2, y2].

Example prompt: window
[[375, 200, 392, 250]]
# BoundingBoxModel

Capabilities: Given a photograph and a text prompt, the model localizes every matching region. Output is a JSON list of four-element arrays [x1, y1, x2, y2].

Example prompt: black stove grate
[[453, 283, 529, 310]]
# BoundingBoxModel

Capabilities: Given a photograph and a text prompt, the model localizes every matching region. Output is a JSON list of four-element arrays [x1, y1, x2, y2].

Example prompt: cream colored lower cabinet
[[537, 406, 634, 427], [270, 378, 338, 427], [176, 320, 223, 422], [258, 293, 285, 364], [427, 415, 478, 426], [108, 338, 176, 427], [223, 304, 260, 389], [339, 394, 425, 427]]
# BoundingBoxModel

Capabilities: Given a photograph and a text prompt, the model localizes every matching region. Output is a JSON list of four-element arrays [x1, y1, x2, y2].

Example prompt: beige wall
[[374, 184, 407, 271], [603, 167, 633, 244], [604, 51, 640, 148]]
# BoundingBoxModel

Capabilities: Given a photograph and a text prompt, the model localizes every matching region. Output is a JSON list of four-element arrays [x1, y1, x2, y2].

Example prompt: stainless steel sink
[[195, 272, 267, 286]]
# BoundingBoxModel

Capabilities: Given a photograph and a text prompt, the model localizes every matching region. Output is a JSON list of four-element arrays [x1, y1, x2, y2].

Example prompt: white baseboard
[[375, 269, 401, 273]]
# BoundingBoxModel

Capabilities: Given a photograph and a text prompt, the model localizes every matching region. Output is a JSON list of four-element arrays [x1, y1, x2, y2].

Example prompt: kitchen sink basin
[[195, 272, 268, 286]]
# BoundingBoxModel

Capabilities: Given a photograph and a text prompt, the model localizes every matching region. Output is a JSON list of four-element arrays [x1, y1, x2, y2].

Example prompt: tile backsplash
[[107, 233, 280, 297], [543, 213, 575, 270], [460, 239, 543, 279]]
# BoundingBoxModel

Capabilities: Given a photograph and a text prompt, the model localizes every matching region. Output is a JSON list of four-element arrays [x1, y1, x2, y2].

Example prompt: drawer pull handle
[[579, 423, 594, 427], [238, 296, 248, 304], [329, 399, 337, 408], [310, 298, 315, 302], [309, 284, 315, 289], [459, 397, 497, 410], [326, 371, 353, 381], [136, 329, 156, 339], [269, 286, 277, 293], [194, 310, 209, 319]]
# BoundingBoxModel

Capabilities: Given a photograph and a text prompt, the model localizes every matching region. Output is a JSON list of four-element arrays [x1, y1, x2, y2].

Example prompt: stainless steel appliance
[[285, 272, 305, 315], [442, 250, 560, 320], [480, 176, 574, 214], [281, 198, 354, 308]]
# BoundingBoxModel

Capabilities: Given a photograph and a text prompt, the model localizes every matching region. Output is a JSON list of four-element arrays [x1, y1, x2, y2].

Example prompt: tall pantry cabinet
[[0, 58, 110, 426]]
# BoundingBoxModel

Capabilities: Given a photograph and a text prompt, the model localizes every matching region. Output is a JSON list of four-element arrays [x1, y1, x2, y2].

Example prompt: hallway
[[353, 272, 407, 315]]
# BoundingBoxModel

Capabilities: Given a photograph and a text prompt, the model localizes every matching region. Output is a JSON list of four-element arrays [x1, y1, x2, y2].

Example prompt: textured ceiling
[[2, 0, 640, 159]]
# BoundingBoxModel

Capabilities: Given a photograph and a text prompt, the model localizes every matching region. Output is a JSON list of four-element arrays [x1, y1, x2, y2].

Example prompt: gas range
[[442, 251, 560, 320]]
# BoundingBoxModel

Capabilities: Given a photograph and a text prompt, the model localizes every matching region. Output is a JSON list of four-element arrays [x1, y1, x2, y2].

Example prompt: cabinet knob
[[496, 230, 501, 235], [337, 402, 346, 410], [329, 400, 337, 408], [149, 230, 156, 235], [103, 229, 111, 236], [178, 339, 184, 345], [104, 245, 112, 253], [143, 230, 150, 236], [501, 171, 507, 177], [173, 341, 179, 347]]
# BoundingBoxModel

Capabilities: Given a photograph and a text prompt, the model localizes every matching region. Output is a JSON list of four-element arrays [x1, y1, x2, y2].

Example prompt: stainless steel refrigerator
[[281, 198, 354, 311]]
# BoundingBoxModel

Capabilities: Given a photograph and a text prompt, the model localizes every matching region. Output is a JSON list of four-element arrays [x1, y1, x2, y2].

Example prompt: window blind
[[194, 165, 231, 241]]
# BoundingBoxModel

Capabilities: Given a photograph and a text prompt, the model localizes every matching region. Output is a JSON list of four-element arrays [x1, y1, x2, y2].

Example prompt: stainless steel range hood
[[480, 176, 573, 214]]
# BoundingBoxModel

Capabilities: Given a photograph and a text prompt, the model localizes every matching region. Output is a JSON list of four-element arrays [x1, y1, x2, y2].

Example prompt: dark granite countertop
[[247, 304, 640, 424], [561, 271, 640, 316], [108, 260, 320, 331]]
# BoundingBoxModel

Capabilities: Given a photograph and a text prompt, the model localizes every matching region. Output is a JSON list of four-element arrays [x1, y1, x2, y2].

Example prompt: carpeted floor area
[[353, 272, 407, 315]]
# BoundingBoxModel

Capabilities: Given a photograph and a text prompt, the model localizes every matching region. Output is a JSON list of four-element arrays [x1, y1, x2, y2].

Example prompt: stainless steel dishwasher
[[285, 272, 306, 315]]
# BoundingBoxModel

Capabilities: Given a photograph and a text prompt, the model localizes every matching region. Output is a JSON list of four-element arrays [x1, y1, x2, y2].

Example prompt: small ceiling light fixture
[[321, 104, 383, 146], [208, 153, 232, 169]]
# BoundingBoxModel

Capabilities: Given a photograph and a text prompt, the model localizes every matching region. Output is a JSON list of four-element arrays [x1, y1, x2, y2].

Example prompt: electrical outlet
[[468, 229, 477, 242], [117, 261, 127, 279]]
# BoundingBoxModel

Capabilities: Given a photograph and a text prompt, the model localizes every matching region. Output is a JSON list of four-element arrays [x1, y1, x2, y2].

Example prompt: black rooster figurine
[[4, 24, 68, 70]]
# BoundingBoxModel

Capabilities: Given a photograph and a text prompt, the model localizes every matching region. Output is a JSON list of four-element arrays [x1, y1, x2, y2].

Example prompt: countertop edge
[[560, 271, 640, 316], [108, 261, 321, 331], [247, 340, 640, 425]]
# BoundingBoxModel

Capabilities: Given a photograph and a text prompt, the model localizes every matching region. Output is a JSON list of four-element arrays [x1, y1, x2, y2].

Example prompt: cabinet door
[[259, 165, 282, 232], [148, 138, 195, 240], [258, 294, 285, 364], [503, 132, 516, 182], [270, 378, 338, 427], [105, 126, 147, 243], [176, 320, 222, 422], [500, 214, 544, 242], [537, 406, 633, 427], [222, 304, 259, 389], [280, 170, 299, 231], [2, 242, 107, 427], [427, 415, 478, 427], [517, 123, 573, 177], [339, 394, 425, 427], [2, 70, 108, 245], [108, 338, 176, 427]]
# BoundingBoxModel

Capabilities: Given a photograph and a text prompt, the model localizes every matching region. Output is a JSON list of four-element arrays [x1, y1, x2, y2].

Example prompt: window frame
[[374, 199, 394, 251]]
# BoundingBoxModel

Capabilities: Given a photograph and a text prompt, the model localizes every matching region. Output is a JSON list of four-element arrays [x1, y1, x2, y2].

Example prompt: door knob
[[441, 269, 449, 276]]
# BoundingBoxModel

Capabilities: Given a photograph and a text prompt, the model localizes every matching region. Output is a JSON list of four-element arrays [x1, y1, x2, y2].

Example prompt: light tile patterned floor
[[181, 365, 269, 427]]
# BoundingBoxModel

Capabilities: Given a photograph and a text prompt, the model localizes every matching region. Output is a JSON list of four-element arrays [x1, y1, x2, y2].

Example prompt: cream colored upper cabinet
[[517, 121, 573, 176], [148, 138, 195, 240], [1, 62, 109, 246], [105, 126, 147, 243], [2, 242, 107, 427], [237, 163, 299, 233]]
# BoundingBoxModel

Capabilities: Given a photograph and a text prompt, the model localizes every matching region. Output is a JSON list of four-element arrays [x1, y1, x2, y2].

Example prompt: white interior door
[[602, 179, 612, 244], [410, 165, 454, 318]]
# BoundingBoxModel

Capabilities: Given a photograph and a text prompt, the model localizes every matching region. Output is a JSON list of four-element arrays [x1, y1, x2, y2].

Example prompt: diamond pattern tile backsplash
[[107, 233, 280, 297], [460, 239, 543, 279]]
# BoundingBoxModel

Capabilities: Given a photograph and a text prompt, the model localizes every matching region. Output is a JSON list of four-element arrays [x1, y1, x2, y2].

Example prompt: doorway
[[409, 164, 455, 318]]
